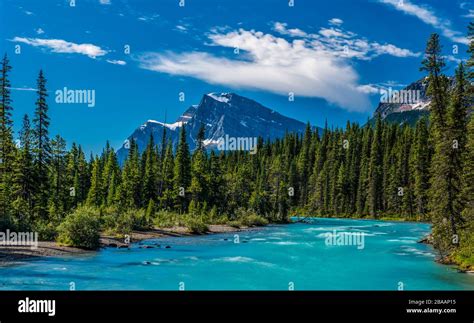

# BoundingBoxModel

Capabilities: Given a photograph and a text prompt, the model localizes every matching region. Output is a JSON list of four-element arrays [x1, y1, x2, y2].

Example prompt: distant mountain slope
[[369, 76, 470, 126], [374, 78, 430, 119], [117, 93, 321, 164]]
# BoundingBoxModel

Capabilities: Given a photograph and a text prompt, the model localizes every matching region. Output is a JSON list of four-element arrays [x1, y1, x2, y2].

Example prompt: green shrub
[[130, 209, 152, 231], [114, 209, 151, 234], [145, 200, 156, 221], [241, 213, 269, 227], [35, 220, 58, 241], [232, 208, 268, 227], [99, 206, 120, 233], [56, 206, 100, 249], [228, 220, 242, 228], [453, 222, 474, 271], [153, 210, 179, 228], [184, 216, 208, 234]]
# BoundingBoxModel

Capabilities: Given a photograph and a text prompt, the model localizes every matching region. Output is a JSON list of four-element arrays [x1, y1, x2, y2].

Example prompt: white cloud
[[357, 84, 382, 95], [319, 27, 347, 38], [444, 55, 464, 64], [106, 59, 126, 65], [371, 43, 419, 58], [138, 30, 371, 111], [378, 0, 469, 45], [275, 22, 419, 60], [273, 22, 308, 37], [138, 14, 159, 22], [463, 9, 474, 19], [176, 25, 188, 32], [358, 81, 406, 95], [7, 86, 37, 92], [99, 0, 111, 4], [35, 28, 44, 35], [11, 37, 108, 58], [137, 23, 419, 112], [328, 18, 344, 26]]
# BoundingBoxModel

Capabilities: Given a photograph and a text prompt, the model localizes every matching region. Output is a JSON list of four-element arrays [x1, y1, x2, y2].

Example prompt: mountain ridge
[[117, 93, 322, 164]]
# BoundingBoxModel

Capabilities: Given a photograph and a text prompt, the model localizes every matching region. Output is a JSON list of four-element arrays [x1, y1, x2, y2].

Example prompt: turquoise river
[[1, 218, 473, 290]]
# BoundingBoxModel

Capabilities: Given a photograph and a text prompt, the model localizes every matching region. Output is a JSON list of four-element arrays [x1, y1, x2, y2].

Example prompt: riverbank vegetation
[[0, 28, 473, 268]]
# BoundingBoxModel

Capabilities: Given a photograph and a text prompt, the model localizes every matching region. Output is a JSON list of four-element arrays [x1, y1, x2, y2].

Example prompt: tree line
[[0, 28, 473, 267]]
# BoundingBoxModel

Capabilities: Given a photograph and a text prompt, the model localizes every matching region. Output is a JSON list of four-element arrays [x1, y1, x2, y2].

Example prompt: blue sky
[[0, 0, 472, 155]]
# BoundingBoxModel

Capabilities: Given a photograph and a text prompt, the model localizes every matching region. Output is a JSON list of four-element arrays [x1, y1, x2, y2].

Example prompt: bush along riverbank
[[54, 205, 271, 250]]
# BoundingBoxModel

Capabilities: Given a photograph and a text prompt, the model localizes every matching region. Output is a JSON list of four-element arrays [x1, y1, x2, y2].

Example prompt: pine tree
[[453, 23, 474, 266], [12, 115, 35, 229], [467, 22, 474, 87], [190, 124, 208, 209], [423, 34, 461, 258], [457, 116, 474, 265], [400, 126, 414, 217], [173, 126, 191, 213], [268, 154, 288, 222], [445, 63, 469, 223], [102, 147, 120, 207], [87, 157, 103, 207], [49, 134, 68, 218], [367, 114, 383, 217], [356, 125, 372, 215], [208, 150, 225, 213], [309, 124, 328, 213], [412, 117, 430, 217], [297, 123, 312, 205], [66, 143, 90, 209], [0, 54, 15, 228], [160, 140, 175, 210], [421, 33, 449, 134], [32, 70, 51, 220], [120, 139, 142, 208], [142, 135, 158, 203]]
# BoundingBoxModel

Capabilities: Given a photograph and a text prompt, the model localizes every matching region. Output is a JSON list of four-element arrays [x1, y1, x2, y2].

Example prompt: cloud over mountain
[[137, 22, 418, 112]]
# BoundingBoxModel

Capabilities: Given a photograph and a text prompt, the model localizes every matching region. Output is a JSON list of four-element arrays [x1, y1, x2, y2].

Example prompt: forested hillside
[[0, 27, 473, 269]]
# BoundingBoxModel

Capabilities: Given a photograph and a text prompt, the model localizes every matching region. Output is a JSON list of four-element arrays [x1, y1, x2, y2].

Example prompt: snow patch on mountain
[[207, 92, 231, 103], [146, 120, 185, 131]]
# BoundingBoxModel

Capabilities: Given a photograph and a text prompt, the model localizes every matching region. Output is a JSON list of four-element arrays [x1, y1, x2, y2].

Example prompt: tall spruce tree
[[87, 157, 103, 207], [173, 126, 191, 213], [49, 134, 68, 218], [32, 70, 51, 220], [142, 135, 159, 203], [412, 117, 430, 217], [422, 34, 461, 258], [367, 114, 383, 217], [160, 140, 175, 210], [120, 139, 142, 208], [190, 124, 208, 210], [0, 54, 15, 228], [12, 115, 34, 229]]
